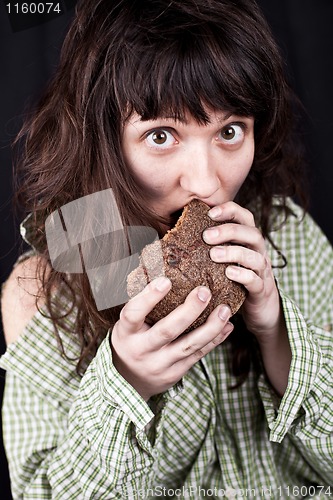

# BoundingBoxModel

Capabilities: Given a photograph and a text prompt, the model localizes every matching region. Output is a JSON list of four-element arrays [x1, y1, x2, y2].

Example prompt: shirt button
[[225, 486, 237, 498]]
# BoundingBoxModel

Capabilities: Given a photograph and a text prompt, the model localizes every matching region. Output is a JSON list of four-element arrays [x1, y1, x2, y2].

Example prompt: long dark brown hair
[[15, 0, 307, 380]]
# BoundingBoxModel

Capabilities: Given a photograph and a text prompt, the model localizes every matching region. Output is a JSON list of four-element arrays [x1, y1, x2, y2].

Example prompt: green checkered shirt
[[1, 199, 333, 499]]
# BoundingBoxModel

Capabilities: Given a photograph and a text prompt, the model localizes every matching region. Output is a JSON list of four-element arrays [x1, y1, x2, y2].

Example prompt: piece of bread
[[127, 199, 246, 331]]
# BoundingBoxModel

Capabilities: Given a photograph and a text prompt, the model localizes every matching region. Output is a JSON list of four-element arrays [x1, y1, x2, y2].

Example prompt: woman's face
[[122, 109, 255, 227]]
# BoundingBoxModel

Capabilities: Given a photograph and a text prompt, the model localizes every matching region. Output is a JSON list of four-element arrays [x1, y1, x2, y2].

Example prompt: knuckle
[[243, 269, 257, 286], [156, 322, 174, 342], [224, 201, 237, 218], [238, 246, 247, 263], [257, 253, 267, 271], [211, 334, 224, 346], [264, 253, 273, 268], [131, 349, 145, 363], [119, 303, 142, 326], [119, 305, 133, 323], [192, 348, 205, 361], [146, 361, 163, 377], [226, 224, 237, 240], [245, 208, 255, 226], [182, 341, 199, 354], [253, 227, 263, 244]]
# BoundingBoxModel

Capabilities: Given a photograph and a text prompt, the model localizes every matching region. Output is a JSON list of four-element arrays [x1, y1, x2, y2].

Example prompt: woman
[[1, 0, 332, 498]]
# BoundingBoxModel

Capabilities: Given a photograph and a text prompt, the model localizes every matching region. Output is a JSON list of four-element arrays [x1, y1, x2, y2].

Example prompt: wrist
[[255, 318, 287, 347], [256, 316, 291, 397], [250, 296, 287, 345]]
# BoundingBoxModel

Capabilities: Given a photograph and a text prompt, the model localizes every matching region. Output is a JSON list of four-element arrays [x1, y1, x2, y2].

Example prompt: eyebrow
[[217, 112, 233, 123], [132, 116, 187, 125]]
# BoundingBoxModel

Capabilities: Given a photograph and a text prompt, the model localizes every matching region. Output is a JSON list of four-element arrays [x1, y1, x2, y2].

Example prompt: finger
[[147, 286, 212, 349], [170, 303, 233, 360], [225, 265, 268, 295], [203, 223, 266, 254], [208, 201, 256, 226], [119, 276, 172, 333], [172, 319, 234, 376], [210, 245, 267, 274]]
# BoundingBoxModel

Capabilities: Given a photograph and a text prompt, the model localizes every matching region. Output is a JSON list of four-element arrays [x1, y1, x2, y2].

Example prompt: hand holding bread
[[111, 199, 285, 400], [127, 199, 246, 331]]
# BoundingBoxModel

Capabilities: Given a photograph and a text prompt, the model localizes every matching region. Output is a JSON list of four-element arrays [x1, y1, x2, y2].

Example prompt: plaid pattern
[[1, 199, 332, 499]]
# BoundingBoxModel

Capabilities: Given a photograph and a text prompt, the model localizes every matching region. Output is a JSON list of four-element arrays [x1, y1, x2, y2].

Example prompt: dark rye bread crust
[[127, 199, 246, 331]]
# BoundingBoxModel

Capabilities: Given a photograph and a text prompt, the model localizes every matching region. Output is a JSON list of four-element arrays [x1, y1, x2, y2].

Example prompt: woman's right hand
[[111, 277, 234, 401]]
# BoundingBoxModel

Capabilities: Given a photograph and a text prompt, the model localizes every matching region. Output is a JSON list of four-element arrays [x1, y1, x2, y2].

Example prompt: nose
[[179, 145, 220, 199]]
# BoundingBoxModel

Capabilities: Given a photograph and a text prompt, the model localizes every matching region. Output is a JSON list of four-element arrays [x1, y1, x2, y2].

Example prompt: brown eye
[[219, 124, 244, 145], [146, 128, 175, 148], [222, 127, 236, 140], [152, 131, 168, 144]]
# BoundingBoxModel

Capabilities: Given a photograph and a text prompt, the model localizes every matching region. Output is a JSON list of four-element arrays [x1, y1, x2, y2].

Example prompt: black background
[[1, 1, 332, 497]]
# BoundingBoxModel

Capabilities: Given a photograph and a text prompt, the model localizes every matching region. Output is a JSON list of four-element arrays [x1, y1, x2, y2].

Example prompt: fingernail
[[203, 227, 219, 242], [208, 206, 222, 219], [226, 266, 239, 278], [210, 246, 226, 260], [197, 286, 211, 302], [218, 305, 231, 321], [154, 276, 171, 292]]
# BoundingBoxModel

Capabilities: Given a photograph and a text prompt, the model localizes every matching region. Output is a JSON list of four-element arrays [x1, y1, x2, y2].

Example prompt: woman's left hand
[[203, 201, 281, 341], [203, 201, 291, 396]]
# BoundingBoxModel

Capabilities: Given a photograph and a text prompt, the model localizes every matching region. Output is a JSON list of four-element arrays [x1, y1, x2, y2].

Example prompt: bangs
[[110, 15, 269, 124]]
